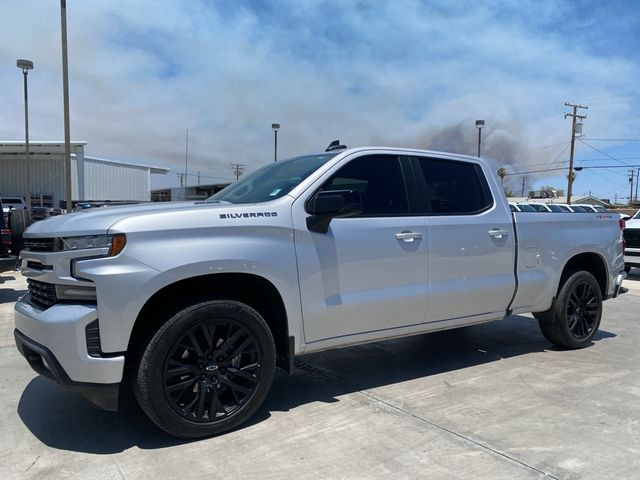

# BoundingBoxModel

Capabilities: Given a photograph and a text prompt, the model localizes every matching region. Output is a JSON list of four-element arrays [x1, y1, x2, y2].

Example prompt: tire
[[9, 209, 29, 255], [624, 265, 631, 274], [536, 271, 603, 349], [133, 300, 276, 438]]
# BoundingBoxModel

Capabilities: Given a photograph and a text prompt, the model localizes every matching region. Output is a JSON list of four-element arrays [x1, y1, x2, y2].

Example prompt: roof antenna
[[325, 140, 347, 152]]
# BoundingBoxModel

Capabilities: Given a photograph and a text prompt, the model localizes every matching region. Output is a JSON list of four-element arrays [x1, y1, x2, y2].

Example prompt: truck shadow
[[16, 315, 615, 454]]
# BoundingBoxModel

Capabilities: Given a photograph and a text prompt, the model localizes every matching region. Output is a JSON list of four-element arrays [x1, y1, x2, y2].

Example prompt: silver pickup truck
[[14, 146, 626, 438]]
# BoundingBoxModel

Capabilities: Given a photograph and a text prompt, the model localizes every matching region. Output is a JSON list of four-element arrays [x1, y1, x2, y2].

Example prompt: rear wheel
[[134, 300, 276, 438], [535, 271, 602, 349]]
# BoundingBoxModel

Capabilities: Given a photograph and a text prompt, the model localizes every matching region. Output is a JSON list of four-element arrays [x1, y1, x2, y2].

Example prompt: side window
[[322, 155, 409, 216], [415, 157, 492, 214]]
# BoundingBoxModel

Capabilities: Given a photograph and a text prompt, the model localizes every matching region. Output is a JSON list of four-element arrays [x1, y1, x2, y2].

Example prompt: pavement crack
[[112, 458, 127, 480], [25, 456, 39, 473], [295, 359, 560, 480], [357, 389, 560, 480]]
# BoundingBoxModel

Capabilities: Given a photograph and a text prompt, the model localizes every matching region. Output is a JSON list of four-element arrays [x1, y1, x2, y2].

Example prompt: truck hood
[[24, 201, 236, 237]]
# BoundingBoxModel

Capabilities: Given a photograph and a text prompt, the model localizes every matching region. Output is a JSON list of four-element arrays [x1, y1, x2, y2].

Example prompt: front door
[[293, 154, 429, 343]]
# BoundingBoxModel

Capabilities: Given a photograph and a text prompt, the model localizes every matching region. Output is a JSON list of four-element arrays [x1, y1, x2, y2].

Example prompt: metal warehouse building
[[0, 142, 168, 208]]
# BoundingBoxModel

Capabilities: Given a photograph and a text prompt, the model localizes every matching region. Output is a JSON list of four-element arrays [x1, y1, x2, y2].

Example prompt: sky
[[1, 0, 640, 202]]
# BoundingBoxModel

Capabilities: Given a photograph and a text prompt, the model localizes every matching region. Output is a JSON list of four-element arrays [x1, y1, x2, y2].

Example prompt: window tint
[[414, 157, 492, 214], [321, 155, 408, 215]]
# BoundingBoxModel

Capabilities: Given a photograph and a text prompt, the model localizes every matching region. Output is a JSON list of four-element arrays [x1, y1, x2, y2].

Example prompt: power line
[[578, 139, 634, 167], [528, 142, 571, 184], [582, 138, 640, 142]]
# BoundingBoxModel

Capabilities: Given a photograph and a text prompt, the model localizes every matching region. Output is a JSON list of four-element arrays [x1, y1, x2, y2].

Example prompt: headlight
[[60, 234, 126, 256]]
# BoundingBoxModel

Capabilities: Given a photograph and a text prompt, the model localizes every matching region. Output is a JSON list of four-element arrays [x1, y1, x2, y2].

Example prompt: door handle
[[488, 228, 508, 239], [395, 231, 423, 242]]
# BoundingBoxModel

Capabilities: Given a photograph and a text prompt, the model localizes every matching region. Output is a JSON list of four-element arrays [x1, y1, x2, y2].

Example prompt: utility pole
[[184, 129, 189, 199], [521, 177, 526, 197], [629, 170, 635, 206], [636, 168, 639, 202], [230, 163, 245, 181], [61, 0, 73, 212], [197, 171, 201, 186], [564, 102, 588, 204]]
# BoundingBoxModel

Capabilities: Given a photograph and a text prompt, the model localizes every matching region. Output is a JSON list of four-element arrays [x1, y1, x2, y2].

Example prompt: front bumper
[[14, 329, 120, 411], [14, 296, 125, 385], [624, 248, 640, 267]]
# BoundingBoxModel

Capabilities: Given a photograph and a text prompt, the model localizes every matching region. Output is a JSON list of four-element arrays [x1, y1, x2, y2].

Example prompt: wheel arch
[[126, 272, 293, 373], [559, 252, 608, 297]]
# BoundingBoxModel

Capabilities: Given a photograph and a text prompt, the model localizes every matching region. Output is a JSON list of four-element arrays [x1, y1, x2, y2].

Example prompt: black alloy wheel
[[564, 280, 599, 340], [134, 300, 276, 438], [163, 320, 262, 422], [536, 270, 603, 349]]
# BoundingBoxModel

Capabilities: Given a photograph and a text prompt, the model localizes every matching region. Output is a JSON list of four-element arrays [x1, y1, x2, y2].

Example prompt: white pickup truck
[[14, 146, 626, 438]]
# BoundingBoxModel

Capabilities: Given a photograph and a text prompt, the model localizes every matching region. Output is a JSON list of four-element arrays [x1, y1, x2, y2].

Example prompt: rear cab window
[[409, 156, 493, 215]]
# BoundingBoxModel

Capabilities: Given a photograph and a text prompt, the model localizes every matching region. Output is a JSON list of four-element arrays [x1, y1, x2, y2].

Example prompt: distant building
[[0, 141, 168, 207], [151, 181, 232, 202]]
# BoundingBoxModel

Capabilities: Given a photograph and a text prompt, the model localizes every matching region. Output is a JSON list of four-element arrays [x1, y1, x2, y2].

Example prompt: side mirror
[[306, 189, 362, 233]]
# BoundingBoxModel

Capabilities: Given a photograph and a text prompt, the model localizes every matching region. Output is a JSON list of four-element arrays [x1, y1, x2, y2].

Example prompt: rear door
[[409, 155, 516, 322], [293, 153, 429, 343]]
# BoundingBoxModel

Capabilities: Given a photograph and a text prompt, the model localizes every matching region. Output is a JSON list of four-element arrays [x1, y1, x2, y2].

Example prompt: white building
[[0, 142, 168, 208]]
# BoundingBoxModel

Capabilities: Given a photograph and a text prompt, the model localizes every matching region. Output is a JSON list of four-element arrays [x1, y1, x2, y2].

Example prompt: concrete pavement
[[1, 270, 639, 479]]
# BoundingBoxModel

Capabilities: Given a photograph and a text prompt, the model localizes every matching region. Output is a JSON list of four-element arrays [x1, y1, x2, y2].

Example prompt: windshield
[[547, 204, 564, 212], [518, 204, 537, 212], [208, 153, 338, 204]]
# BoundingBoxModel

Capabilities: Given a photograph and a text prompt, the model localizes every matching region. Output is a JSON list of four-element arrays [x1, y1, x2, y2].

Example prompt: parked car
[[0, 198, 11, 258], [571, 204, 609, 213], [527, 203, 564, 213], [1, 196, 27, 214], [553, 204, 578, 212], [623, 210, 640, 272], [32, 207, 54, 221], [509, 203, 537, 212], [0, 197, 30, 273], [15, 146, 626, 438], [526, 203, 553, 212]]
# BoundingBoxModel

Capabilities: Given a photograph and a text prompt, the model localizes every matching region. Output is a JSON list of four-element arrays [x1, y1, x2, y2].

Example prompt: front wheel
[[134, 300, 276, 438], [536, 271, 603, 349]]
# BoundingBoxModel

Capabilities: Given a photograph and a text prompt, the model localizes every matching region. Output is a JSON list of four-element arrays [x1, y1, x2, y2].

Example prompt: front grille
[[24, 238, 57, 252], [27, 279, 58, 309], [624, 229, 640, 249]]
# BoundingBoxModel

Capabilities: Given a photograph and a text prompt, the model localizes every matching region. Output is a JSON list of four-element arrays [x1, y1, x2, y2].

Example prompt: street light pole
[[475, 120, 485, 157], [61, 0, 72, 212], [272, 123, 280, 162], [17, 59, 33, 212]]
